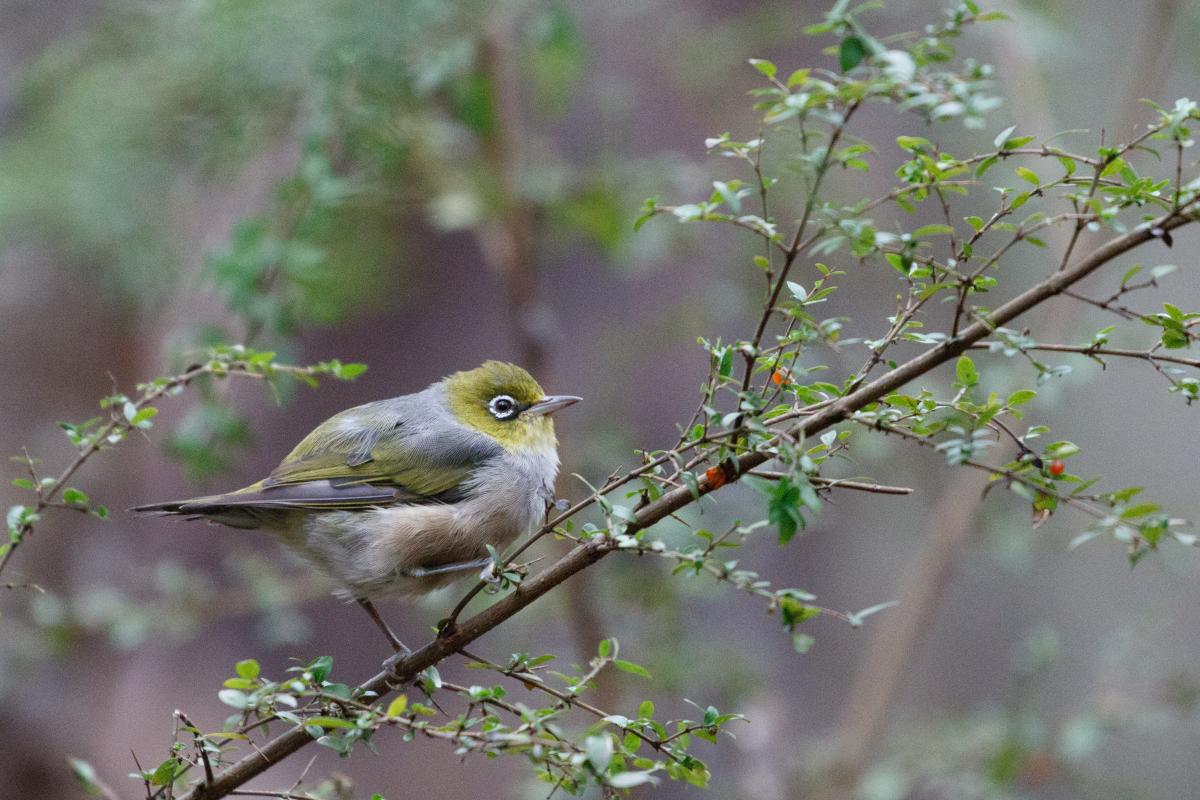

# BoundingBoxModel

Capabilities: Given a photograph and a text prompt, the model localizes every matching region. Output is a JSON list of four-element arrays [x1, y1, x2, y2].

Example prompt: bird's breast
[[459, 444, 560, 533], [285, 444, 561, 599]]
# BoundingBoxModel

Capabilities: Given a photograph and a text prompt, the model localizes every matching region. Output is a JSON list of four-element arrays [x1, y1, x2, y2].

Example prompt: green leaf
[[386, 695, 409, 717], [748, 58, 777, 79], [839, 36, 866, 72], [1015, 166, 1040, 185], [896, 135, 933, 153], [1006, 389, 1036, 407], [1121, 503, 1160, 519], [1162, 328, 1189, 349], [67, 757, 102, 795], [337, 363, 368, 380], [765, 476, 805, 544], [150, 758, 183, 786], [235, 659, 260, 680], [1046, 441, 1080, 458], [712, 180, 741, 212], [1151, 264, 1178, 279], [306, 716, 355, 729], [847, 600, 899, 628], [608, 771, 658, 789], [975, 155, 998, 176], [993, 125, 1016, 149], [129, 407, 158, 428], [587, 734, 614, 774], [955, 355, 979, 387], [613, 659, 652, 679], [306, 655, 333, 683]]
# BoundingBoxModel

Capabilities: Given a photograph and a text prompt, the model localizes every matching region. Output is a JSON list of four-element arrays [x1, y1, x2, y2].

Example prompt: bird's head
[[443, 361, 580, 452]]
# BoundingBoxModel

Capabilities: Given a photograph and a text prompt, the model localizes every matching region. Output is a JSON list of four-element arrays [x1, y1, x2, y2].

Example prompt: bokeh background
[[3, 0, 1200, 798]]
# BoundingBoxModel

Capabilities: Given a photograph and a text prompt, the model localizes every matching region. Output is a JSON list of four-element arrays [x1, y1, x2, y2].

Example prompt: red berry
[[705, 465, 728, 489], [1048, 459, 1065, 476]]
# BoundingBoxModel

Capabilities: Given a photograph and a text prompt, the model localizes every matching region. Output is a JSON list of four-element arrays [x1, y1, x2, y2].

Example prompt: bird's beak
[[526, 395, 582, 417]]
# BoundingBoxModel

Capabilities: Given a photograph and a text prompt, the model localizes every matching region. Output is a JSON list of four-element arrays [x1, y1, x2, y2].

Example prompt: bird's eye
[[488, 394, 519, 420]]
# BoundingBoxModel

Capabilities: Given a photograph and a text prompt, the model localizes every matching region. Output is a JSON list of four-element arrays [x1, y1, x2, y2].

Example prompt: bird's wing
[[261, 440, 476, 497], [259, 397, 500, 498], [135, 395, 502, 516]]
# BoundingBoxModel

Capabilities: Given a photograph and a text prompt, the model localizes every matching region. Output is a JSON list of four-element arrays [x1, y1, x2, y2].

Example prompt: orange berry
[[771, 370, 786, 385], [1048, 459, 1065, 476], [705, 465, 728, 489]]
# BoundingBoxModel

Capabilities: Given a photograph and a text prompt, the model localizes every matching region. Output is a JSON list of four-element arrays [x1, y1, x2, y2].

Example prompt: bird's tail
[[131, 493, 271, 530]]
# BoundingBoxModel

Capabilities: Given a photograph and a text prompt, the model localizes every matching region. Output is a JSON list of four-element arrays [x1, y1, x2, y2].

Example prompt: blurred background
[[3, 0, 1200, 798]]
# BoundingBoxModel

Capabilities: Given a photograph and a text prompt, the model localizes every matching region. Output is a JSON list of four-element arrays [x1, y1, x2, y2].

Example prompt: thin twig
[[174, 711, 214, 787], [178, 190, 1199, 800], [747, 472, 913, 495]]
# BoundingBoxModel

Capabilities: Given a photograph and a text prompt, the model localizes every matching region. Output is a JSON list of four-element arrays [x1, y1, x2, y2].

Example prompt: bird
[[135, 360, 580, 652]]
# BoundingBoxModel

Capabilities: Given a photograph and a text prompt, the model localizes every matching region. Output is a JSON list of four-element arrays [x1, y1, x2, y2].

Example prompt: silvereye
[[136, 361, 579, 651]]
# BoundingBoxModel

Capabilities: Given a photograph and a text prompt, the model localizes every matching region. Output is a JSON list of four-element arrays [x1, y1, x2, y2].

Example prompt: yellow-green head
[[444, 361, 580, 452]]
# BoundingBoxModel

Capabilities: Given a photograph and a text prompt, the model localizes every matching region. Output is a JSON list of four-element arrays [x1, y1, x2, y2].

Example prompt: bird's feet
[[435, 617, 459, 640], [479, 561, 501, 585]]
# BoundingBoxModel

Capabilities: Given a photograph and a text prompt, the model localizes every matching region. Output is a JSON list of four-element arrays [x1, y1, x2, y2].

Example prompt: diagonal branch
[[179, 203, 1198, 800]]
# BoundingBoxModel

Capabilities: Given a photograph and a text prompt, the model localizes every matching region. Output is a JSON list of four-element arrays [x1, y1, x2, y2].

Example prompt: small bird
[[135, 361, 579, 651]]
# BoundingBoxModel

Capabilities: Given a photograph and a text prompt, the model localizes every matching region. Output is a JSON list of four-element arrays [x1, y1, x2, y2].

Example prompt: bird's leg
[[419, 557, 500, 641], [403, 557, 493, 578], [356, 597, 409, 655]]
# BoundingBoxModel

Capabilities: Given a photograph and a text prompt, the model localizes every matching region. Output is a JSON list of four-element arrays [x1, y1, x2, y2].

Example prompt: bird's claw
[[435, 617, 459, 639], [479, 561, 501, 585], [381, 644, 413, 676]]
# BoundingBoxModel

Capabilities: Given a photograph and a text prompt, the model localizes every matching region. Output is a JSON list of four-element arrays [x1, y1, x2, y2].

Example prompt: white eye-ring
[[488, 394, 519, 420]]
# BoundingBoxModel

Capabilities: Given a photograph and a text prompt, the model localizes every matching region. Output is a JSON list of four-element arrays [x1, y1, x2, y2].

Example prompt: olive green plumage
[[135, 361, 580, 601], [445, 361, 557, 449]]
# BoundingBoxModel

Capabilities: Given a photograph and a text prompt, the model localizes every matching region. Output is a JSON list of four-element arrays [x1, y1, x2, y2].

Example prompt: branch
[[969, 341, 1200, 369], [750, 472, 914, 495], [179, 200, 1199, 800], [1, 351, 364, 580]]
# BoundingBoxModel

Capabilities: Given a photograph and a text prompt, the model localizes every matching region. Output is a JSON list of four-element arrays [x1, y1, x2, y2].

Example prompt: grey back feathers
[[269, 386, 503, 483], [133, 374, 565, 598]]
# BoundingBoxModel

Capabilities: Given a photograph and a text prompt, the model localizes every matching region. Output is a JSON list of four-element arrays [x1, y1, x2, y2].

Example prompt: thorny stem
[[175, 710, 215, 787], [1056, 123, 1163, 274], [177, 197, 1200, 800], [855, 417, 1111, 522], [739, 99, 863, 397], [0, 358, 349, 581], [969, 341, 1200, 370]]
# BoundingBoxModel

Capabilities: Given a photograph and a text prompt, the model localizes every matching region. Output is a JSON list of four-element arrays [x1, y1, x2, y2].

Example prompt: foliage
[[6, 0, 1200, 798], [0, 0, 642, 480], [3, 346, 366, 587]]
